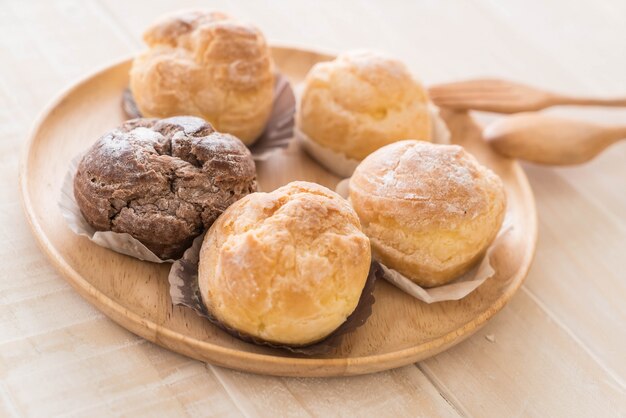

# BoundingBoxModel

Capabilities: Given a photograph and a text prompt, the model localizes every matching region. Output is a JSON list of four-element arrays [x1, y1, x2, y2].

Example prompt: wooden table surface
[[2, 0, 625, 416]]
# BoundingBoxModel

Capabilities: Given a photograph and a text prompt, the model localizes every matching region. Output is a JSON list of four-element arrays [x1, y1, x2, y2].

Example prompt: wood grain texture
[[2, 0, 626, 416], [484, 113, 626, 165], [19, 49, 536, 377]]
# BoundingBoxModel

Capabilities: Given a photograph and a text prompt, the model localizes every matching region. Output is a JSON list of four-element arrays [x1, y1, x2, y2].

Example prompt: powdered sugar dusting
[[354, 140, 499, 219], [381, 170, 396, 187], [71, 116, 257, 260], [341, 50, 408, 80]]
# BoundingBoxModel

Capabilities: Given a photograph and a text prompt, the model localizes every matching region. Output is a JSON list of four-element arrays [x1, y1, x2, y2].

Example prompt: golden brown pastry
[[349, 140, 506, 287], [198, 181, 371, 346], [129, 11, 274, 145], [296, 50, 431, 169]]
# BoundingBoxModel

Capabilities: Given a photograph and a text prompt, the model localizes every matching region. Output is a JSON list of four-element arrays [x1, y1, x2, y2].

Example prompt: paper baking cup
[[295, 105, 451, 178], [168, 234, 381, 355], [336, 178, 511, 303], [295, 128, 361, 178], [122, 72, 296, 162]]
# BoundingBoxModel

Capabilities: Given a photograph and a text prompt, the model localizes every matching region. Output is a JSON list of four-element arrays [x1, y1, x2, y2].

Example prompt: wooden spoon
[[483, 113, 626, 165], [429, 78, 626, 113]]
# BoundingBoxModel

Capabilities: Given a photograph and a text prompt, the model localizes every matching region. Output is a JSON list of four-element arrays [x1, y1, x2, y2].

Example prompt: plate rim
[[18, 45, 538, 376]]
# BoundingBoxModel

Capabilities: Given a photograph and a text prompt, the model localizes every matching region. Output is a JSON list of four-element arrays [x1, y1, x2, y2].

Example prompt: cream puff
[[74, 116, 257, 260], [296, 50, 431, 175], [198, 181, 371, 346], [129, 11, 274, 145], [349, 140, 506, 287]]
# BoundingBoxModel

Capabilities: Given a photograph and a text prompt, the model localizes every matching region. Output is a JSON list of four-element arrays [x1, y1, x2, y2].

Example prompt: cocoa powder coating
[[74, 116, 257, 259]]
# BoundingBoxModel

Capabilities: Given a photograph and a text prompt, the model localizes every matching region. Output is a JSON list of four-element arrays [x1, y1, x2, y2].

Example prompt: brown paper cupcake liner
[[122, 72, 296, 161], [168, 234, 381, 355]]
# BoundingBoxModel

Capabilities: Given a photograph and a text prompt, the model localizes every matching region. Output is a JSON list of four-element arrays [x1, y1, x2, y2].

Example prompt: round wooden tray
[[20, 46, 537, 377]]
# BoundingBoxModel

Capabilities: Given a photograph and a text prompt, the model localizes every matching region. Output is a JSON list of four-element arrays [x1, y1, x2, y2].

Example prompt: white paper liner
[[295, 105, 451, 178], [295, 128, 361, 178], [59, 155, 176, 263], [335, 178, 509, 303], [376, 226, 511, 303], [429, 104, 452, 145]]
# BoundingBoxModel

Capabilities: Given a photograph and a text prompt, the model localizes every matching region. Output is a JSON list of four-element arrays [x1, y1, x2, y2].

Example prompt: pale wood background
[[2, 0, 625, 416]]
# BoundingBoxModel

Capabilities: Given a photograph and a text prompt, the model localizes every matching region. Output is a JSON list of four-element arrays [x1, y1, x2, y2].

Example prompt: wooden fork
[[428, 78, 626, 113]]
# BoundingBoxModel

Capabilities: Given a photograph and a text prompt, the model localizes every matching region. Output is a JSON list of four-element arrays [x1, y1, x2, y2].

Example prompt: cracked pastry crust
[[129, 11, 274, 145], [73, 116, 257, 260], [296, 50, 431, 161], [198, 181, 371, 346], [349, 140, 506, 287]]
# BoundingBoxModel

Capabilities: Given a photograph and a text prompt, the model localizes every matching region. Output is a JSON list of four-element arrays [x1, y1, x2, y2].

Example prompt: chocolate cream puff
[[74, 116, 257, 260]]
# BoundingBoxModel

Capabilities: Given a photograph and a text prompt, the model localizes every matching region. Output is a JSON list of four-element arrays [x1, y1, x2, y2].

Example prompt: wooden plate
[[20, 46, 537, 377]]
